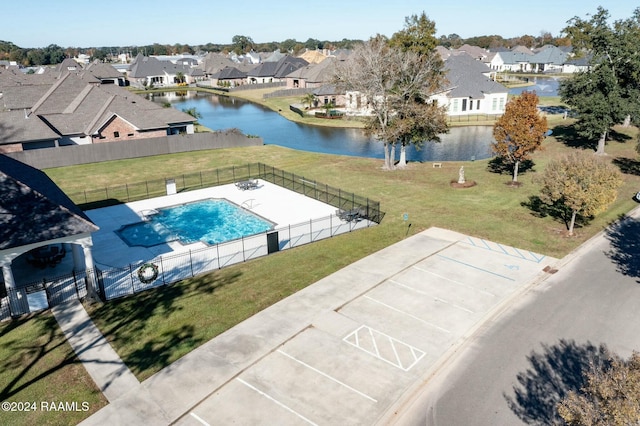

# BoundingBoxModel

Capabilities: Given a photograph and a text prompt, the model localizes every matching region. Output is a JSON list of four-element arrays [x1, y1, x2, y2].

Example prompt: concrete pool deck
[[79, 227, 557, 425], [85, 180, 346, 268]]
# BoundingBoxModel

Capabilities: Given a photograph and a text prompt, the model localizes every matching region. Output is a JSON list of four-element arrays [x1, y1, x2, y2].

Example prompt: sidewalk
[[51, 300, 139, 403], [75, 227, 557, 425]]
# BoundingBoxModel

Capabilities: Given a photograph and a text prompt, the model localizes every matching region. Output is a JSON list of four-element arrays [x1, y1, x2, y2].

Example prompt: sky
[[4, 0, 638, 48]]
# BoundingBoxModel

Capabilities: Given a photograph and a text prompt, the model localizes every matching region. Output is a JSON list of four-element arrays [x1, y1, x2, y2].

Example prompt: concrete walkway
[[73, 227, 557, 425], [52, 300, 139, 402]]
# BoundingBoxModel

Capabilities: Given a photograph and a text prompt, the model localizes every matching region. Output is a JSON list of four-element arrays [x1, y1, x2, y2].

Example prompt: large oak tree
[[560, 7, 640, 155]]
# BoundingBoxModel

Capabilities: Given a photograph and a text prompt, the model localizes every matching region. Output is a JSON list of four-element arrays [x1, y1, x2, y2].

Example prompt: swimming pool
[[116, 199, 274, 247]]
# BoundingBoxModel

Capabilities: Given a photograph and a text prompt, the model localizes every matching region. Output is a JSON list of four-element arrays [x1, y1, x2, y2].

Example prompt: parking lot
[[82, 228, 557, 425]]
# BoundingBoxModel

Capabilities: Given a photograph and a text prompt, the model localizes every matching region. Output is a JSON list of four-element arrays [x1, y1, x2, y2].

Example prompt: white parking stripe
[[390, 280, 475, 314], [237, 378, 318, 426], [364, 295, 451, 334], [413, 266, 496, 297], [277, 350, 377, 403], [189, 412, 211, 426]]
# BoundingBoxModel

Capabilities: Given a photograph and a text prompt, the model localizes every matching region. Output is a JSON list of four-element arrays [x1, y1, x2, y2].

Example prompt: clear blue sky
[[5, 0, 637, 48]]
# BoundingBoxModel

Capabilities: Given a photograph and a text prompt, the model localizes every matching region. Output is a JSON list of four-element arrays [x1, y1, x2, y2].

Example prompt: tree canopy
[[538, 152, 622, 235], [335, 12, 447, 170], [558, 351, 640, 425], [560, 7, 640, 154], [492, 91, 548, 182]]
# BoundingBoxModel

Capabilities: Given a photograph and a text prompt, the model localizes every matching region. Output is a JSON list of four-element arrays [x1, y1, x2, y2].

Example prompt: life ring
[[137, 263, 159, 284]]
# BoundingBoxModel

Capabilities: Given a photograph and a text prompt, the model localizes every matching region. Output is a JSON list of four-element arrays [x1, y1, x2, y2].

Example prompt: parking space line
[[412, 267, 496, 297], [463, 237, 547, 263], [364, 295, 451, 334], [436, 254, 515, 282], [277, 350, 377, 403], [344, 325, 426, 371], [189, 412, 211, 426], [237, 378, 318, 426], [389, 280, 475, 314]]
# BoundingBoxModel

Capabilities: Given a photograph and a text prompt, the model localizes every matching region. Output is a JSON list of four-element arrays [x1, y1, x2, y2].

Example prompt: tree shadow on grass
[[551, 124, 594, 150], [612, 157, 640, 176], [88, 269, 242, 378], [604, 214, 640, 282], [521, 196, 592, 232], [552, 125, 632, 151], [0, 313, 110, 402], [505, 339, 610, 426], [487, 157, 535, 176]]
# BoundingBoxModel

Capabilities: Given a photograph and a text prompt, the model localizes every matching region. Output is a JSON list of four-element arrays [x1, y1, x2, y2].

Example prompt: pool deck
[[85, 180, 343, 268]]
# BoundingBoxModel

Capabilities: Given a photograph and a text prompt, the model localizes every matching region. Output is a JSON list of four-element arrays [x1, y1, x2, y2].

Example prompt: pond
[[151, 92, 497, 162], [508, 76, 562, 97]]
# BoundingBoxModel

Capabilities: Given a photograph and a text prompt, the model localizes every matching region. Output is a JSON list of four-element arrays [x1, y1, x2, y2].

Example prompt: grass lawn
[[43, 118, 640, 381], [0, 313, 108, 425]]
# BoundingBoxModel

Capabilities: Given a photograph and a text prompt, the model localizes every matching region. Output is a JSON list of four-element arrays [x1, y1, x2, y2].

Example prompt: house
[[528, 45, 569, 73], [562, 54, 592, 73], [489, 51, 534, 72], [284, 57, 337, 89], [127, 54, 204, 88], [0, 154, 99, 317], [80, 60, 128, 86], [432, 54, 508, 116], [209, 66, 248, 87], [246, 55, 308, 84], [0, 71, 197, 153]]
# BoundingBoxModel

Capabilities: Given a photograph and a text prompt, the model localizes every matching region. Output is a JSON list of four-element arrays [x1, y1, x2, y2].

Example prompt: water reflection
[[153, 92, 496, 162], [509, 76, 561, 97]]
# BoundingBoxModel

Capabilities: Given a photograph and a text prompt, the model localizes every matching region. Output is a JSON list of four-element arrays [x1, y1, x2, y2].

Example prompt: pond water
[[152, 92, 496, 162], [508, 76, 562, 97]]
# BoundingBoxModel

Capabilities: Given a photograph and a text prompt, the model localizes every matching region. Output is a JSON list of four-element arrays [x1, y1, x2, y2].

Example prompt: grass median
[[43, 127, 640, 381]]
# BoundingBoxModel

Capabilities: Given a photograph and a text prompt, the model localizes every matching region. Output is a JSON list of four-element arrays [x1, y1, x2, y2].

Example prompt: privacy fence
[[1, 164, 383, 320]]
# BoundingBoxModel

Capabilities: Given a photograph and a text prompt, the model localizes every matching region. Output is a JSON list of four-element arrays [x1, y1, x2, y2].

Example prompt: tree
[[389, 12, 449, 168], [538, 152, 622, 236], [389, 12, 439, 56], [334, 34, 447, 170], [558, 351, 640, 425], [560, 7, 640, 155], [492, 91, 548, 183], [301, 92, 316, 109], [232, 35, 254, 54]]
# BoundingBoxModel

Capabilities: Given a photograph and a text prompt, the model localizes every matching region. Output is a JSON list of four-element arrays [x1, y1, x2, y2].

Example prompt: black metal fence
[[0, 270, 90, 321], [67, 163, 384, 223]]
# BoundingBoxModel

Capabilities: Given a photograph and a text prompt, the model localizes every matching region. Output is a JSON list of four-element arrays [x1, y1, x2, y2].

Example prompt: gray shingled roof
[[0, 110, 60, 144], [0, 154, 98, 250], [444, 54, 507, 98]]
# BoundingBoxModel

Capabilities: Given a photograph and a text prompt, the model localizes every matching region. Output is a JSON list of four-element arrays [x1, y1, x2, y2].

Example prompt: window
[[462, 99, 467, 112], [114, 131, 120, 138], [499, 97, 505, 111], [476, 100, 481, 110], [492, 98, 497, 111], [452, 99, 459, 112]]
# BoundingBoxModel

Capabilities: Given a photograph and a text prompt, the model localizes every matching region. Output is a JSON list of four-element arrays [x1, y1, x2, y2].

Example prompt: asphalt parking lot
[[82, 228, 557, 425]]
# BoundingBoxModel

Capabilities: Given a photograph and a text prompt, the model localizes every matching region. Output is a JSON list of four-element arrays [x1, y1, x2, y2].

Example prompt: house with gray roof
[[529, 45, 569, 73], [0, 154, 99, 317], [431, 54, 508, 116], [284, 57, 337, 89], [128, 54, 204, 88], [0, 71, 197, 153], [246, 56, 308, 84]]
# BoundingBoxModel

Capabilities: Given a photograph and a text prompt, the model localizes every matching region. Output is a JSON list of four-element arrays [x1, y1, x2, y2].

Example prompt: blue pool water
[[117, 199, 273, 247]]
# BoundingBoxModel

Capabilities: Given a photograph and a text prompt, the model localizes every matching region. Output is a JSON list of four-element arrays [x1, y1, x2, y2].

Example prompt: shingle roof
[[444, 54, 507, 98], [0, 154, 98, 250], [1, 72, 196, 140]]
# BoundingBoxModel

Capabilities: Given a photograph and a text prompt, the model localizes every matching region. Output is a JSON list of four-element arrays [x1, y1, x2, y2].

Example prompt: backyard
[[2, 101, 640, 423]]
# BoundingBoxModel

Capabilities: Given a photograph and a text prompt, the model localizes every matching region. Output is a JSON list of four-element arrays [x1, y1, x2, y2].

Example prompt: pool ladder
[[241, 199, 257, 209]]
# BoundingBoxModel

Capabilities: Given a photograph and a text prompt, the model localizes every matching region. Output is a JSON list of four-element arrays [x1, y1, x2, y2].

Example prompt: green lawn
[[0, 313, 108, 425], [43, 122, 640, 381]]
